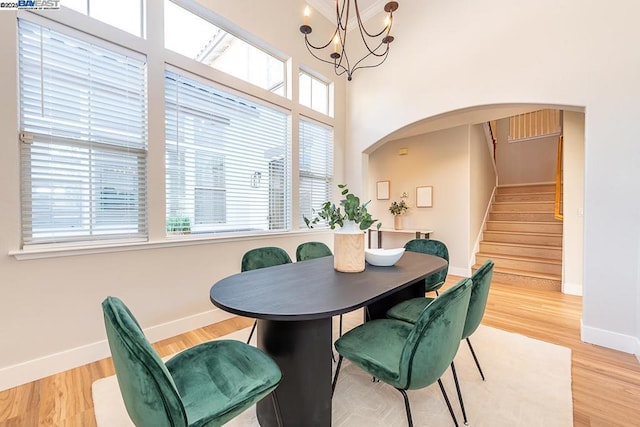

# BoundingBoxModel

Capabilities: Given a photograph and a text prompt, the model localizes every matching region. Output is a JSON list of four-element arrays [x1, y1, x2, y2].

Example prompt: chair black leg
[[331, 355, 343, 397], [270, 391, 283, 427], [246, 320, 257, 344], [450, 362, 468, 425], [437, 378, 459, 427], [339, 314, 343, 337], [395, 388, 413, 427], [466, 337, 485, 381]]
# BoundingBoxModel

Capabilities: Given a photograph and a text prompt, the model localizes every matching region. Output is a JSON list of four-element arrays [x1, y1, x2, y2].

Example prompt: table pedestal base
[[256, 317, 332, 426]]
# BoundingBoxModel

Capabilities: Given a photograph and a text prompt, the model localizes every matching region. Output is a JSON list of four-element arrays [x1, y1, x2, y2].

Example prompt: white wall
[[562, 112, 585, 296], [495, 119, 559, 185], [346, 0, 640, 354], [367, 125, 496, 276], [0, 0, 344, 390], [469, 124, 497, 263]]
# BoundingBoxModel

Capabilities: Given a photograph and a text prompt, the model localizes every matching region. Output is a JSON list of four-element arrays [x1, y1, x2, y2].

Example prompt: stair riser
[[479, 242, 562, 260], [492, 202, 555, 212], [486, 221, 563, 234], [489, 271, 561, 291], [497, 184, 556, 195], [495, 193, 555, 202], [482, 231, 563, 246], [476, 255, 561, 275], [489, 212, 557, 222]]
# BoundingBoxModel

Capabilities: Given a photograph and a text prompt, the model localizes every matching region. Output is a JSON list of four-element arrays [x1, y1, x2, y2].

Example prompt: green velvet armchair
[[403, 239, 450, 295], [102, 296, 283, 427], [332, 277, 472, 427], [385, 259, 495, 424], [295, 241, 332, 262], [241, 246, 292, 343]]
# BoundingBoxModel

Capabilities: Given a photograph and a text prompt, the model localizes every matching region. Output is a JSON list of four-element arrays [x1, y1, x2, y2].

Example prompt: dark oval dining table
[[210, 251, 447, 426]]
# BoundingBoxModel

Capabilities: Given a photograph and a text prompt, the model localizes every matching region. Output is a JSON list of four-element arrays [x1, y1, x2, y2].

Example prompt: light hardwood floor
[[1, 276, 639, 426]]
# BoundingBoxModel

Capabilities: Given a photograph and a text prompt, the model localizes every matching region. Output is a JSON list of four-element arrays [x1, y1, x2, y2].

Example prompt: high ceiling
[[305, 0, 389, 24]]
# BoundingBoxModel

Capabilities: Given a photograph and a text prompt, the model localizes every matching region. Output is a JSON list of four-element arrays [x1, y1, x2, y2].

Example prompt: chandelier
[[300, 1, 399, 81]]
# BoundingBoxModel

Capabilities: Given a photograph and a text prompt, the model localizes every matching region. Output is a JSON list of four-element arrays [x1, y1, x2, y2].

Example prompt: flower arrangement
[[389, 200, 408, 216]]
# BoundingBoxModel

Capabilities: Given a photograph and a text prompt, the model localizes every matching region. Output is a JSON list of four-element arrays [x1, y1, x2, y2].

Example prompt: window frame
[[11, 1, 337, 259]]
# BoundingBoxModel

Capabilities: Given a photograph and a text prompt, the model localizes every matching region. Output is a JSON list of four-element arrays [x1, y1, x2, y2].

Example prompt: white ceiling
[[305, 0, 389, 25]]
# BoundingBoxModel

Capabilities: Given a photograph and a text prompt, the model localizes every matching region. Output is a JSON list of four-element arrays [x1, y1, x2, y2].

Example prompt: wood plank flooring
[[0, 277, 639, 426]]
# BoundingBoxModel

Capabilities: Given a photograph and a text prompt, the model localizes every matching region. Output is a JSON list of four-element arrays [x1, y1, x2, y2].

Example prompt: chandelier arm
[[354, 1, 392, 38], [304, 42, 350, 76], [350, 48, 391, 78], [337, 0, 349, 32], [304, 30, 340, 51], [350, 41, 388, 70]]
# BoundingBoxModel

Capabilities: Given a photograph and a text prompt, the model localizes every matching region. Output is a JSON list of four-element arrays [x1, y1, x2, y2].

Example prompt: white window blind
[[18, 19, 148, 245], [299, 118, 333, 227], [165, 70, 290, 235]]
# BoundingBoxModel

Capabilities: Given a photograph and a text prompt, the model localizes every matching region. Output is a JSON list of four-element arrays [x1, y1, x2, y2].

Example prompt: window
[[508, 109, 562, 142], [18, 19, 147, 245], [299, 119, 333, 227], [60, 0, 144, 37], [299, 71, 330, 115], [164, 0, 285, 95], [165, 70, 290, 235]]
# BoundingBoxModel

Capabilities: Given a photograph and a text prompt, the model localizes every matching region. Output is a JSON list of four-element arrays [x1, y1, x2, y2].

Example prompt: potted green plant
[[304, 184, 378, 230], [389, 200, 408, 230], [305, 184, 380, 272]]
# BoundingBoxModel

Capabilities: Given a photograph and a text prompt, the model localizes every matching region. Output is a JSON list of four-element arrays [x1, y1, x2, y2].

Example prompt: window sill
[[9, 228, 331, 260]]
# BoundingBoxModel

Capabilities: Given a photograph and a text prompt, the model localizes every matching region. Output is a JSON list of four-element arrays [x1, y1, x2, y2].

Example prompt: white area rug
[[93, 311, 573, 426]]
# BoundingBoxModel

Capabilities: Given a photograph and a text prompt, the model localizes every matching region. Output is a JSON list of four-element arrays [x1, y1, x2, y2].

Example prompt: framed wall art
[[416, 186, 433, 207], [376, 180, 390, 200]]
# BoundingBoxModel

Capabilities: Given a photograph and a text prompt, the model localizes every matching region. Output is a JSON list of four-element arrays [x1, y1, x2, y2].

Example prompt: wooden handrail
[[554, 135, 564, 220]]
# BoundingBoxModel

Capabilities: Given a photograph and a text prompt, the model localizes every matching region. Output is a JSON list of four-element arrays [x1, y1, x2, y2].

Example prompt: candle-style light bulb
[[304, 6, 310, 25], [333, 34, 340, 53]]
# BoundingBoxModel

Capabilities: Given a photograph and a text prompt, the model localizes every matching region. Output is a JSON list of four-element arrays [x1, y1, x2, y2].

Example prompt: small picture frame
[[376, 181, 390, 200], [416, 186, 433, 207]]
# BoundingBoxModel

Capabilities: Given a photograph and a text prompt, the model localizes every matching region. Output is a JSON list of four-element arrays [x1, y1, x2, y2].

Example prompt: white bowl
[[365, 248, 406, 267]]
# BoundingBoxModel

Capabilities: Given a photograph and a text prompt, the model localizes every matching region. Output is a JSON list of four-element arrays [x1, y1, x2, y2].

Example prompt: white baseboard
[[449, 266, 471, 277], [635, 337, 640, 363], [581, 320, 639, 355], [0, 308, 233, 392], [562, 281, 583, 296]]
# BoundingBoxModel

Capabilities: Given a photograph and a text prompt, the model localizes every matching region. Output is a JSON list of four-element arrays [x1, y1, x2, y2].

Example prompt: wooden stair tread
[[472, 264, 561, 281], [480, 241, 562, 250], [486, 220, 562, 225], [493, 201, 554, 204], [476, 252, 562, 265], [484, 230, 562, 237]]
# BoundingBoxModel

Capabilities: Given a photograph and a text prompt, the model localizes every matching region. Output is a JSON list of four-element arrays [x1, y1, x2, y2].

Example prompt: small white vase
[[394, 215, 403, 230], [333, 220, 365, 273]]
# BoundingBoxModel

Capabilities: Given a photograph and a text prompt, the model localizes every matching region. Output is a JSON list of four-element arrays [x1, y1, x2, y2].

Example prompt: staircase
[[474, 183, 562, 290]]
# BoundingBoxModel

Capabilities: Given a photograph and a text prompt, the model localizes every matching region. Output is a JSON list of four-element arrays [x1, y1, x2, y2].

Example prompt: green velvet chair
[[385, 259, 495, 425], [102, 296, 283, 427], [295, 241, 332, 262], [403, 239, 450, 295], [332, 277, 473, 427], [241, 246, 292, 343]]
